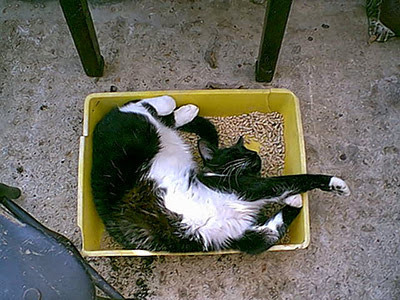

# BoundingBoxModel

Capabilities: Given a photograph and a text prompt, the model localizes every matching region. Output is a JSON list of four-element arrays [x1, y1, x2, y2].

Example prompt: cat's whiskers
[[220, 158, 246, 175], [234, 162, 249, 187], [210, 159, 247, 190], [224, 160, 248, 176], [207, 158, 245, 169]]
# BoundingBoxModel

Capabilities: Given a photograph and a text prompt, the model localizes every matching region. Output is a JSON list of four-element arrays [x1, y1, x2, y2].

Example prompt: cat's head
[[198, 136, 262, 176]]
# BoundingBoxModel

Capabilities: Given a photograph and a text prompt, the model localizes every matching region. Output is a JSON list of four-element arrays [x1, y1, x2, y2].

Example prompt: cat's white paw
[[174, 104, 199, 127], [283, 194, 303, 208], [142, 96, 176, 116], [329, 177, 351, 196]]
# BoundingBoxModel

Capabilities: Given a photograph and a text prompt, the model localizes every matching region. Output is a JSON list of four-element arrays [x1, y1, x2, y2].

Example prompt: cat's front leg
[[328, 176, 351, 196], [269, 175, 351, 196], [234, 174, 350, 202]]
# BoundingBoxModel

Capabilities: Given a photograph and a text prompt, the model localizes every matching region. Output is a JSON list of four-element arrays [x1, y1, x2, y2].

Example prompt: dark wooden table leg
[[255, 0, 293, 82], [59, 0, 104, 77]]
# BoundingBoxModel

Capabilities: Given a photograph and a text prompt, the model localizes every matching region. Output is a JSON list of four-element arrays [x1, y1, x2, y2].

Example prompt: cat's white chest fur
[[148, 126, 195, 184], [162, 183, 258, 249]]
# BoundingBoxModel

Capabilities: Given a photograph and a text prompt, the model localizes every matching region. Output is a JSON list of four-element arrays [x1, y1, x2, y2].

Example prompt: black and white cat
[[91, 96, 350, 254]]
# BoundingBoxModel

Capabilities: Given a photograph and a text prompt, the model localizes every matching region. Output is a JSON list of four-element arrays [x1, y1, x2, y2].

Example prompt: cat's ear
[[198, 139, 217, 161], [236, 136, 245, 147]]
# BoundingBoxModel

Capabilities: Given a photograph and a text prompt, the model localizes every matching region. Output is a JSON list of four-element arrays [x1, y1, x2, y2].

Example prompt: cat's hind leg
[[230, 206, 301, 254]]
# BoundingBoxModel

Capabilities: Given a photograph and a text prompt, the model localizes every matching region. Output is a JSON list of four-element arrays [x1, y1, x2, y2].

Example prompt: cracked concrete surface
[[1, 0, 399, 299]]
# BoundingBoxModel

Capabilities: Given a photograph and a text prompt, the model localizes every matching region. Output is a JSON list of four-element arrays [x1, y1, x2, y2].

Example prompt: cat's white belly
[[162, 181, 260, 250]]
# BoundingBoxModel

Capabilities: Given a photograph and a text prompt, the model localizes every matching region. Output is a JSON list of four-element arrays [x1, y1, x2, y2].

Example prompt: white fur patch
[[164, 183, 260, 250], [120, 96, 176, 116], [198, 141, 214, 161], [174, 104, 199, 127], [141, 95, 176, 116], [265, 211, 283, 231], [119, 102, 151, 115], [148, 125, 195, 185], [329, 177, 351, 196], [283, 194, 303, 208], [203, 172, 227, 177], [254, 211, 283, 242]]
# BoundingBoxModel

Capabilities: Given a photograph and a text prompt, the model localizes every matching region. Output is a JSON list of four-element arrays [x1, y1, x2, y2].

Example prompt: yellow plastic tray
[[78, 89, 309, 256]]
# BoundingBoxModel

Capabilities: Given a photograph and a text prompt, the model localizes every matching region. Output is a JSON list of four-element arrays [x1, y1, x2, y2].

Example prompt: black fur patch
[[91, 108, 160, 229]]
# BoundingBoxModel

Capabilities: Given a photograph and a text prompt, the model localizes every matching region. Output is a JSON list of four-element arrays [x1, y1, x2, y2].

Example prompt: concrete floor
[[1, 0, 399, 299]]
